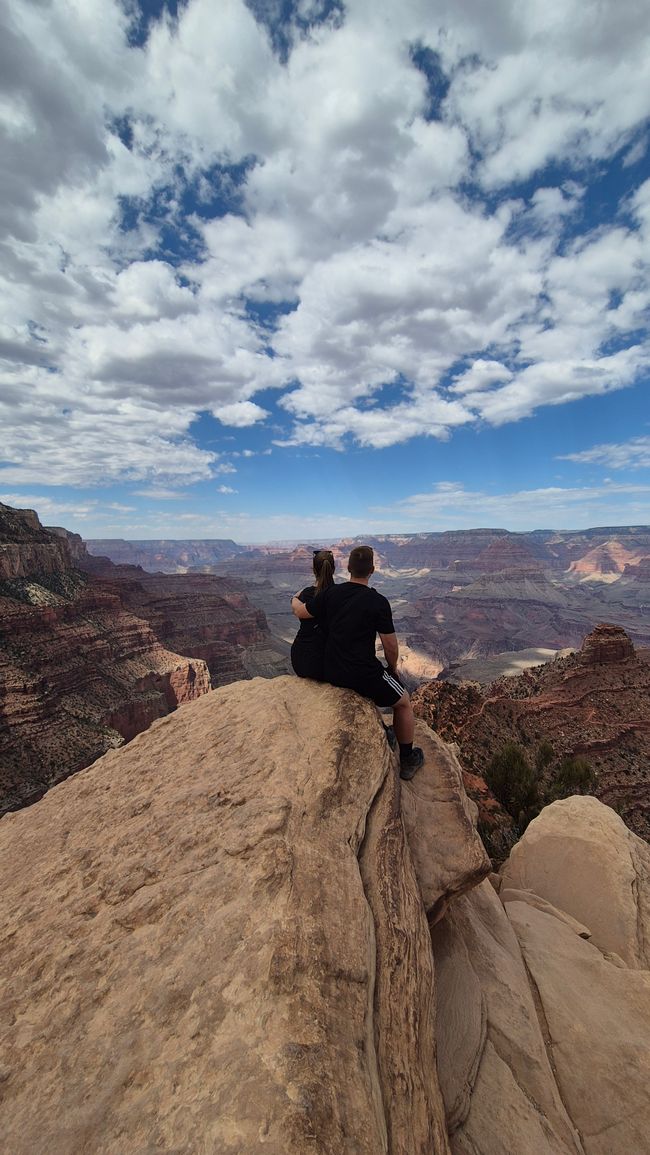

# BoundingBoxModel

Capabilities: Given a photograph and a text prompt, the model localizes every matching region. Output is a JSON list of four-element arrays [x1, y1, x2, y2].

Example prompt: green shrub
[[544, 756, 596, 803], [535, 740, 555, 772], [485, 742, 539, 827]]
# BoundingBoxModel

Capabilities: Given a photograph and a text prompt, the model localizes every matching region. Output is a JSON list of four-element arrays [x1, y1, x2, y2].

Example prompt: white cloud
[[213, 400, 270, 426], [372, 479, 650, 532], [1, 0, 649, 478], [559, 436, 650, 470], [216, 484, 237, 494]]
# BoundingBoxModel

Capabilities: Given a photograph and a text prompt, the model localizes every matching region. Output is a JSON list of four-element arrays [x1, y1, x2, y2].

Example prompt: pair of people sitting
[[290, 545, 424, 780]]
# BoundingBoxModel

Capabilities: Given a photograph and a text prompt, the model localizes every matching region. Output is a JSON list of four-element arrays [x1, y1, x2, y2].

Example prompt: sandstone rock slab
[[431, 880, 581, 1155], [401, 721, 491, 923], [507, 901, 650, 1154], [501, 796, 650, 968], [0, 677, 450, 1155]]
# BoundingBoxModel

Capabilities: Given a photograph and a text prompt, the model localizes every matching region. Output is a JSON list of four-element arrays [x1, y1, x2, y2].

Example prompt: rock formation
[[0, 504, 286, 816], [579, 621, 636, 664], [84, 537, 245, 570], [1, 678, 648, 1154], [412, 623, 650, 846]]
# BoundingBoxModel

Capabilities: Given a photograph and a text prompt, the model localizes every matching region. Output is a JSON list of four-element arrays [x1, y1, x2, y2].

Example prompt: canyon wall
[[0, 522, 211, 814], [413, 623, 650, 847]]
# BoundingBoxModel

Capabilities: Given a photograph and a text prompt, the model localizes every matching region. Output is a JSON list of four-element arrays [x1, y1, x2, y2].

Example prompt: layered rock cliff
[[0, 504, 293, 814], [413, 623, 650, 846], [1, 677, 648, 1154], [0, 506, 212, 814]]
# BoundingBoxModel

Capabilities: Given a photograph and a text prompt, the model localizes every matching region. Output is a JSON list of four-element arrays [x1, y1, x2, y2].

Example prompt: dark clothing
[[304, 582, 404, 705], [291, 585, 326, 681]]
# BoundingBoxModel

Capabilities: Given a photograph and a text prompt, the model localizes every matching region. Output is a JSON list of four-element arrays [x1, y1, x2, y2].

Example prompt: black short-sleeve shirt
[[305, 582, 395, 687]]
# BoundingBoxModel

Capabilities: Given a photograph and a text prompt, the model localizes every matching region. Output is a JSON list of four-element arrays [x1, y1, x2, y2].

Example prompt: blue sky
[[1, 0, 649, 541]]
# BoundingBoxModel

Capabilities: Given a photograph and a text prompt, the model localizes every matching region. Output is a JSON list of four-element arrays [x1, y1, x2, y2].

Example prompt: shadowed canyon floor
[[1, 677, 648, 1154]]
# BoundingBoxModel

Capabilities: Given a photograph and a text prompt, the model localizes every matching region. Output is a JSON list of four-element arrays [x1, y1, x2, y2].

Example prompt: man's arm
[[291, 595, 313, 620], [379, 632, 399, 673]]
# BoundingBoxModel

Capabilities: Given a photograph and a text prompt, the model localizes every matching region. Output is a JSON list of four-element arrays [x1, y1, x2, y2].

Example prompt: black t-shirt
[[293, 585, 322, 643], [305, 582, 395, 685]]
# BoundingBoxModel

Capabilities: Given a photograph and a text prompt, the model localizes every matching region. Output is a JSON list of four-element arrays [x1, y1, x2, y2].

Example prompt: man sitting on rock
[[291, 544, 424, 780]]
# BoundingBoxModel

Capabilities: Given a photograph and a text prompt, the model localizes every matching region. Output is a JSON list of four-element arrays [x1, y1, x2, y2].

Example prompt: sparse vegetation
[[485, 742, 539, 829], [544, 755, 596, 803]]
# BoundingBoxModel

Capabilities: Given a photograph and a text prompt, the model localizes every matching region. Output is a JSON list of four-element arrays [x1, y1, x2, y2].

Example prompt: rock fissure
[[518, 953, 587, 1155]]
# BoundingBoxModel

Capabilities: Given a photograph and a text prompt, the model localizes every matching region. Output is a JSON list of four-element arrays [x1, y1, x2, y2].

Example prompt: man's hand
[[379, 631, 399, 672], [291, 595, 313, 620]]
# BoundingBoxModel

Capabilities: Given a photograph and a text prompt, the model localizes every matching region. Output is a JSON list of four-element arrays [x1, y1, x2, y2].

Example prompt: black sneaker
[[383, 723, 398, 751], [399, 747, 424, 780]]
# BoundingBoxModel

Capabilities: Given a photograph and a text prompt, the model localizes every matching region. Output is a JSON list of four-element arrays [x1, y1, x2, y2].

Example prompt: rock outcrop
[[579, 622, 636, 665], [413, 624, 650, 846], [0, 505, 292, 815], [0, 679, 471, 1154], [1, 678, 648, 1154], [0, 501, 72, 580]]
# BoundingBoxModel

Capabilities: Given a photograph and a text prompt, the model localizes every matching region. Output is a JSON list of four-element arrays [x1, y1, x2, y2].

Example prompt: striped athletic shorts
[[352, 667, 406, 707]]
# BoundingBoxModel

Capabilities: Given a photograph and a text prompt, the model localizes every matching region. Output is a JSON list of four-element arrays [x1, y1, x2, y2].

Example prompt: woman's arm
[[291, 595, 313, 620]]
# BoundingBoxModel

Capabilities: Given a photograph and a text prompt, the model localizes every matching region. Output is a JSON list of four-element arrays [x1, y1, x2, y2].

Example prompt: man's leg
[[391, 691, 414, 745]]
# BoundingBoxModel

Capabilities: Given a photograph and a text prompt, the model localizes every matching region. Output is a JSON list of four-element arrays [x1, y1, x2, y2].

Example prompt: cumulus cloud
[[1, 0, 650, 479], [216, 484, 237, 493]]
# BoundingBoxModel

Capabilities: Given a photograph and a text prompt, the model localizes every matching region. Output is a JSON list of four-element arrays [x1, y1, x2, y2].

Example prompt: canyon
[[1, 677, 648, 1153], [412, 623, 650, 851], [0, 503, 287, 815], [89, 526, 650, 682]]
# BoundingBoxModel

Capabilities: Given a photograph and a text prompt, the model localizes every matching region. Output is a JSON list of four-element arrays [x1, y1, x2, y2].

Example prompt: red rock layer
[[0, 578, 210, 814], [0, 505, 217, 814], [413, 624, 650, 846], [78, 559, 281, 685]]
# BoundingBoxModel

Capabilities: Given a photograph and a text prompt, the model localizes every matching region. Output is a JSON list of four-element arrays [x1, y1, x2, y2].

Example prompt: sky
[[1, 0, 649, 542]]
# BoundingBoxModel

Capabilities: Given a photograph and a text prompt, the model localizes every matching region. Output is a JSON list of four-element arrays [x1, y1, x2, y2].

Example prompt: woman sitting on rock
[[291, 549, 335, 681]]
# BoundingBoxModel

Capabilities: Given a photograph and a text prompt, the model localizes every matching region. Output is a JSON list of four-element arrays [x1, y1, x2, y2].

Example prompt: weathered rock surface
[[1, 677, 649, 1154], [579, 622, 636, 665], [0, 678, 454, 1155], [501, 796, 650, 968], [434, 798, 650, 1154], [0, 501, 72, 580], [432, 881, 583, 1155]]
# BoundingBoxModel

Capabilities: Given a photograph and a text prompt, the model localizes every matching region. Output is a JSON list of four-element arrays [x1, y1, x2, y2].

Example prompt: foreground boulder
[[501, 796, 650, 968], [0, 677, 469, 1155], [2, 678, 648, 1154], [433, 799, 650, 1154]]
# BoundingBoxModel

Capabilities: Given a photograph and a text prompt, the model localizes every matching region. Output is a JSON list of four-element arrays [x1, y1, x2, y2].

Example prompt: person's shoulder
[[300, 584, 316, 599], [371, 587, 391, 606]]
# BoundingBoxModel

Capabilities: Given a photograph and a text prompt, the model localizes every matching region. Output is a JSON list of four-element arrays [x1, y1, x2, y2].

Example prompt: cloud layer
[[1, 0, 649, 487]]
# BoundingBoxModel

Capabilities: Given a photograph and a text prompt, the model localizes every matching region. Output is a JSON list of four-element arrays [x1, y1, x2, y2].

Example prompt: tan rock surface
[[0, 677, 451, 1155], [401, 722, 491, 922], [501, 796, 650, 967], [507, 901, 650, 1154], [432, 880, 582, 1155]]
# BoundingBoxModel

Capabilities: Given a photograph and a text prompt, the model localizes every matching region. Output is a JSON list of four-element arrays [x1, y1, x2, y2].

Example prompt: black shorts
[[347, 668, 406, 708]]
